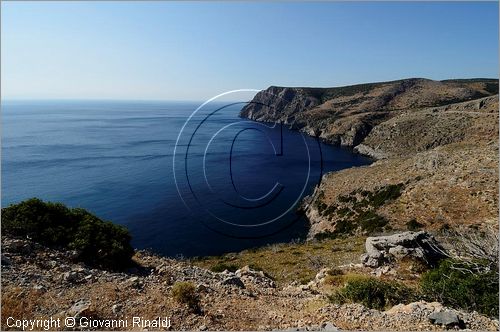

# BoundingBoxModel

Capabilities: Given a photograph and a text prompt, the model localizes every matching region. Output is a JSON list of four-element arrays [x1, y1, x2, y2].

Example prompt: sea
[[1, 100, 371, 257]]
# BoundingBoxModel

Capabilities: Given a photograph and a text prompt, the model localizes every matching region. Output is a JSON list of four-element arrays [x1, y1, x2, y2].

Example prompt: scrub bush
[[2, 198, 134, 269]]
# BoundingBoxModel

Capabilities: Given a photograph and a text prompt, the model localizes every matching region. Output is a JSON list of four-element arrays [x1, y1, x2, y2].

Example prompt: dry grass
[[2, 288, 38, 320], [192, 236, 366, 286], [1, 288, 52, 330]]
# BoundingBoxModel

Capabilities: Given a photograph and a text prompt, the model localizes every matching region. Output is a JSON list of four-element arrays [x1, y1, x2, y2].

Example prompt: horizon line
[[2, 76, 499, 103]]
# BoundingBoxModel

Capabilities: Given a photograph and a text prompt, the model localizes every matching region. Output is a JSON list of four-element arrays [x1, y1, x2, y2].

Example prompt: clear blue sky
[[1, 1, 498, 101]]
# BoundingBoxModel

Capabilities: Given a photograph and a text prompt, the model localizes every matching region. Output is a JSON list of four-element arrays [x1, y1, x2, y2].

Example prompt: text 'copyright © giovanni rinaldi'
[[6, 316, 172, 331]]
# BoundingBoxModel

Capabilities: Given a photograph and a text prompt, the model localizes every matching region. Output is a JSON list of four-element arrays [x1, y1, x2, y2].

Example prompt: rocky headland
[[240, 78, 499, 240], [240, 78, 498, 146]]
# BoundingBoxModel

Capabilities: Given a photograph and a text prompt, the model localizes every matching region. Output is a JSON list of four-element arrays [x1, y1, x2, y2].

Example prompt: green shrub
[[210, 262, 238, 273], [314, 184, 403, 237], [420, 259, 499, 317], [316, 202, 328, 214], [368, 183, 404, 208], [334, 219, 356, 235], [357, 211, 388, 233], [323, 205, 337, 216], [1, 198, 134, 269], [338, 195, 356, 203], [172, 282, 199, 310], [336, 207, 351, 217], [314, 218, 358, 240], [329, 275, 413, 310]]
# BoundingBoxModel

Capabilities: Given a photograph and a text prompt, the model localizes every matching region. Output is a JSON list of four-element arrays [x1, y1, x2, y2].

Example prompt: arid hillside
[[304, 96, 499, 238], [241, 79, 499, 240], [240, 78, 498, 146]]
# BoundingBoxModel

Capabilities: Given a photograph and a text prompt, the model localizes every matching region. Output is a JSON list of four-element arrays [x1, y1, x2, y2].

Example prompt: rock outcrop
[[361, 231, 447, 268]]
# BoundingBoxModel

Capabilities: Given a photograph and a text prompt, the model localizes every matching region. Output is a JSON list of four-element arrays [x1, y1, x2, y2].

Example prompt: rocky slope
[[240, 78, 498, 146], [242, 79, 499, 240], [355, 95, 499, 159], [2, 236, 498, 331], [306, 140, 498, 238], [304, 97, 498, 239]]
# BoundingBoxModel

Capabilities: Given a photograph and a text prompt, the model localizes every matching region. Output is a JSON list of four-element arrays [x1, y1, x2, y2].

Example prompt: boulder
[[429, 310, 464, 328], [314, 268, 331, 283], [235, 266, 276, 288], [221, 276, 245, 288], [236, 265, 265, 278], [361, 231, 446, 268], [386, 301, 443, 315], [196, 283, 212, 293]]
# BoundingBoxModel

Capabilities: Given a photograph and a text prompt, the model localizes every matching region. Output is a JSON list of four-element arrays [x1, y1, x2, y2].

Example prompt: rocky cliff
[[240, 78, 498, 146]]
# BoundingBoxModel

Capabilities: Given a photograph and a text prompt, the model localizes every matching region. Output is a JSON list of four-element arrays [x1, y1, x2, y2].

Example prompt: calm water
[[1, 100, 371, 256]]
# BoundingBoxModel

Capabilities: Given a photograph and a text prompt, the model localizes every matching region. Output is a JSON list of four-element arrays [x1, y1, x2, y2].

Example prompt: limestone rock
[[235, 265, 275, 288], [361, 231, 446, 267], [429, 310, 464, 328], [321, 322, 339, 331], [126, 276, 143, 288]]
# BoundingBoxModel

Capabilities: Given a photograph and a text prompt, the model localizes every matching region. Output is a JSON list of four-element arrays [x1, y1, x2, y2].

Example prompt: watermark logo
[[173, 90, 323, 238]]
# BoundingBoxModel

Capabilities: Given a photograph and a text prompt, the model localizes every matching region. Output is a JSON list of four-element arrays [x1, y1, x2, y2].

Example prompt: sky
[[1, 2, 498, 101]]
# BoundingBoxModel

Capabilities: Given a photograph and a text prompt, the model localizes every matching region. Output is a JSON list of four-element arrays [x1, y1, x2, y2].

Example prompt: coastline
[[2, 81, 498, 331], [240, 85, 499, 240]]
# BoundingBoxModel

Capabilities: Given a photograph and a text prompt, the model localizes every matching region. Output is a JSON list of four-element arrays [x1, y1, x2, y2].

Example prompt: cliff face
[[240, 78, 498, 146], [241, 78, 499, 239]]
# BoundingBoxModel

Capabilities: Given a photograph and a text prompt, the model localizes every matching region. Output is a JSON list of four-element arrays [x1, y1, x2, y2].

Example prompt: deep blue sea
[[1, 100, 371, 257]]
